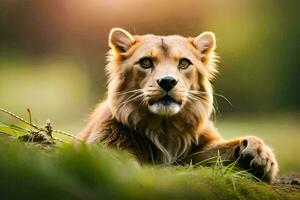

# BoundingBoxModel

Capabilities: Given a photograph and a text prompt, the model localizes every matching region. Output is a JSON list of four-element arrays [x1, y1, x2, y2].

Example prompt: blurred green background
[[0, 0, 299, 173]]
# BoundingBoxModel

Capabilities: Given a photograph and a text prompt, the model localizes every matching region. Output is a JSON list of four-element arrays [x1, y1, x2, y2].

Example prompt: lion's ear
[[193, 32, 216, 56], [193, 32, 218, 79], [109, 28, 135, 53]]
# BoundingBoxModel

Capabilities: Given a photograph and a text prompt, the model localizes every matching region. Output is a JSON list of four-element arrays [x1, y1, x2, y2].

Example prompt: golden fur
[[79, 28, 278, 183]]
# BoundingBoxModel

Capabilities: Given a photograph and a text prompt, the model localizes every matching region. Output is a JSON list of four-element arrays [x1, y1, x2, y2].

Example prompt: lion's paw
[[234, 136, 278, 183]]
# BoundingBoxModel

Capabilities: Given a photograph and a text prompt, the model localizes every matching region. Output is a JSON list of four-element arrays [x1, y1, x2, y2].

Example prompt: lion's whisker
[[187, 93, 216, 119], [119, 92, 144, 111], [119, 93, 144, 107], [189, 90, 232, 106], [114, 89, 144, 96]]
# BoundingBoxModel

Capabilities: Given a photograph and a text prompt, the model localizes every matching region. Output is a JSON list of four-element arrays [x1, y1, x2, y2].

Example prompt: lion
[[79, 28, 278, 183]]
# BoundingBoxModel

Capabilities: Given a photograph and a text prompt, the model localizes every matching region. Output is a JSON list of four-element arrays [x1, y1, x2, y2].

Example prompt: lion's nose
[[157, 76, 178, 92]]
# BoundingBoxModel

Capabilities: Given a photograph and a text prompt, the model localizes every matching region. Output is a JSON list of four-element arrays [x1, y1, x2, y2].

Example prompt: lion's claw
[[235, 136, 278, 183]]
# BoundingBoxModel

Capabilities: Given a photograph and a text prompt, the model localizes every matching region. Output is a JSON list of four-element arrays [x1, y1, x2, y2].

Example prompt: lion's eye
[[139, 57, 153, 69], [178, 58, 191, 69]]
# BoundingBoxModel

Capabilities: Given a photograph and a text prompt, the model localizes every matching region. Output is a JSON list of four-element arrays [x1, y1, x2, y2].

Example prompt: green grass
[[0, 139, 299, 200]]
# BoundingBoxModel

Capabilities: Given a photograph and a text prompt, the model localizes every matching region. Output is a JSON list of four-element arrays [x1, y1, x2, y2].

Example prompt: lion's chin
[[148, 96, 182, 116]]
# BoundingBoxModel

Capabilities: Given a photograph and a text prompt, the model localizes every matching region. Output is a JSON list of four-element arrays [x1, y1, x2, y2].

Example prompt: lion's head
[[106, 28, 218, 133]]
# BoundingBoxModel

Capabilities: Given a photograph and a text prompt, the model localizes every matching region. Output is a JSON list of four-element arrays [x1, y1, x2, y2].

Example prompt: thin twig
[[0, 108, 82, 142], [52, 129, 82, 141], [27, 108, 32, 125], [0, 108, 42, 131], [51, 136, 64, 143]]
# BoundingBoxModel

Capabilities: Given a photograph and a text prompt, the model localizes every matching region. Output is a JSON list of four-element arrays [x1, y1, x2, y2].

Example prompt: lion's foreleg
[[190, 136, 278, 183]]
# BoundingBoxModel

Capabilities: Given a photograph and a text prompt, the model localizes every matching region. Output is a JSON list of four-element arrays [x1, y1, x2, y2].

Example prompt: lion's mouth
[[149, 95, 182, 106], [148, 95, 182, 116]]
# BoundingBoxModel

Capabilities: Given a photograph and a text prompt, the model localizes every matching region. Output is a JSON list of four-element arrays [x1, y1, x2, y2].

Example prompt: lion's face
[[106, 28, 218, 128]]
